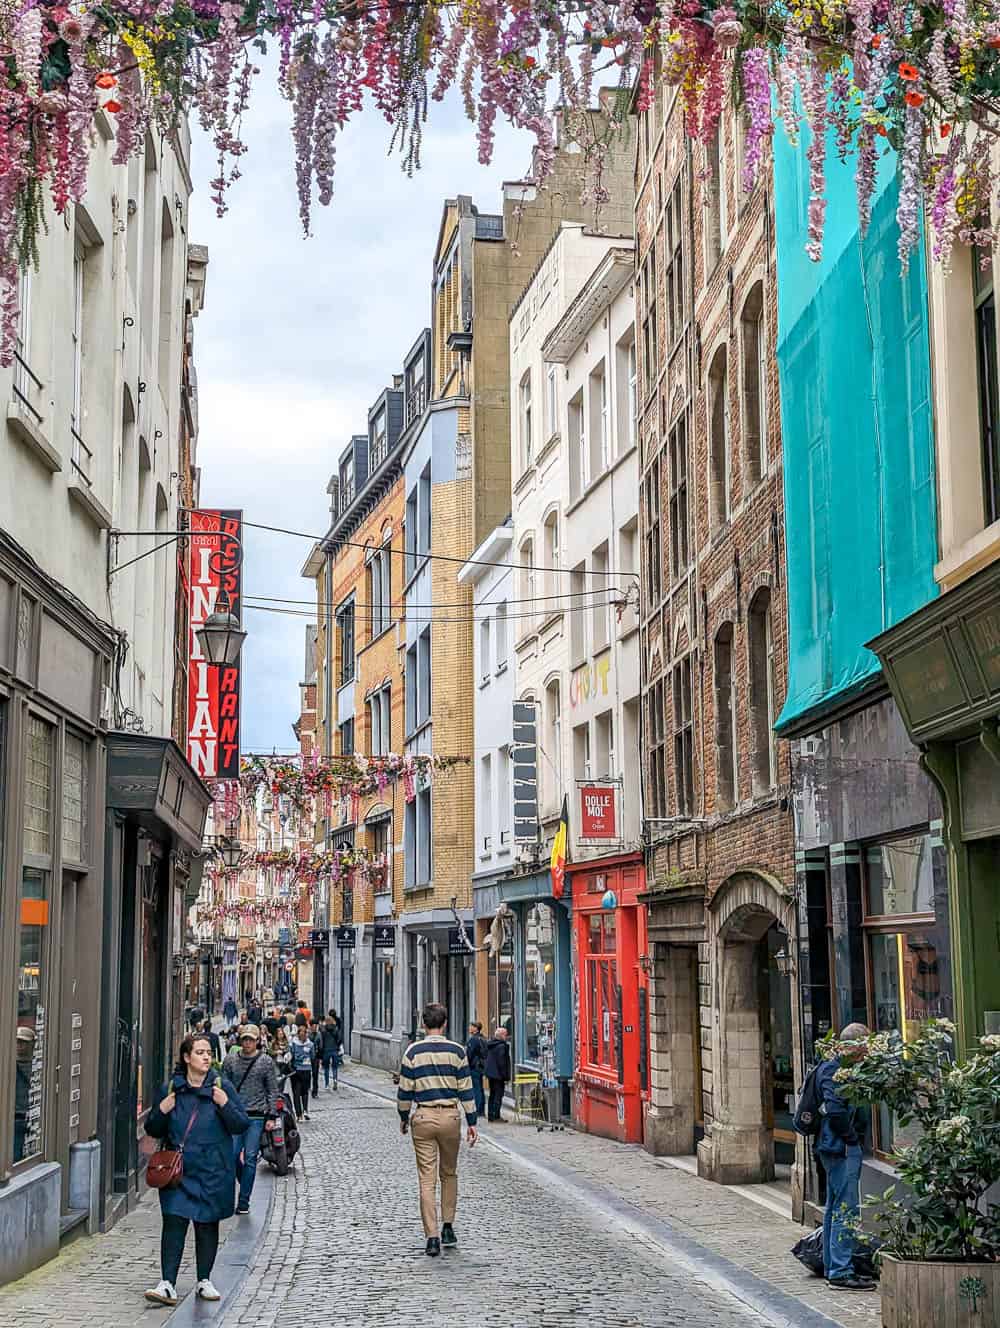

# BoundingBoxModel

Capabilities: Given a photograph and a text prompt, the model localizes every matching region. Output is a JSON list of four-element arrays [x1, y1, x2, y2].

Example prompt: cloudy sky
[[189, 65, 530, 753]]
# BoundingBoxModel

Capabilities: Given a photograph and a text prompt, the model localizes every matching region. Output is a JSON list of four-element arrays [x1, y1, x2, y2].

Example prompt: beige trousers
[[410, 1106, 462, 1237]]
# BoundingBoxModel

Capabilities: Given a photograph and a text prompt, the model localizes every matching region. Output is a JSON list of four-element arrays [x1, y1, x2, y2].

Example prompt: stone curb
[[163, 1162, 276, 1325], [339, 1072, 847, 1328]]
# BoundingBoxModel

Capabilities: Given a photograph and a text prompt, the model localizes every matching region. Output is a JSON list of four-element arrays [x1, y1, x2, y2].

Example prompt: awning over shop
[[106, 733, 212, 851]]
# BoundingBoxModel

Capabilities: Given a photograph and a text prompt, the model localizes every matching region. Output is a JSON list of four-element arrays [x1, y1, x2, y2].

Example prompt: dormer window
[[371, 409, 388, 470]]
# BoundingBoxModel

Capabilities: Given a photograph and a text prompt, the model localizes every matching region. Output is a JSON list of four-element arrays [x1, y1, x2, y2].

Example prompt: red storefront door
[[571, 856, 648, 1144]]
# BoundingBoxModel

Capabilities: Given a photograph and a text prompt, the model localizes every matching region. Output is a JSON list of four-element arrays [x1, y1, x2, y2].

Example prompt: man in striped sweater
[[398, 1002, 478, 1257]]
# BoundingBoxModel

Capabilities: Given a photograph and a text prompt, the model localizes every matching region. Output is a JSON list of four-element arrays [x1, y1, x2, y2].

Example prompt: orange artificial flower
[[95, 71, 117, 89], [874, 123, 888, 136], [898, 61, 919, 80], [871, 33, 882, 48], [905, 89, 925, 107], [103, 99, 122, 114], [940, 122, 952, 137], [523, 55, 536, 69]]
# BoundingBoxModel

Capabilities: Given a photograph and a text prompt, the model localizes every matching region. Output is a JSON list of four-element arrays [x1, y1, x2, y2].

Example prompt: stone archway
[[697, 871, 797, 1186]]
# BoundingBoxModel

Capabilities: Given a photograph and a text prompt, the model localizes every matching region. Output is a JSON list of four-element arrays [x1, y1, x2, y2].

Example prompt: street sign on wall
[[335, 926, 356, 950], [448, 924, 474, 955], [372, 924, 395, 949], [186, 509, 242, 779]]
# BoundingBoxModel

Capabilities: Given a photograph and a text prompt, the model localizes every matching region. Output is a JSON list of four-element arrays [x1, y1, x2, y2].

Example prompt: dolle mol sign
[[579, 784, 617, 842]]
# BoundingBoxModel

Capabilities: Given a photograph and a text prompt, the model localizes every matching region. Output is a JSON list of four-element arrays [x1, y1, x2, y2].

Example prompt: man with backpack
[[795, 1023, 875, 1292], [222, 1026, 278, 1215]]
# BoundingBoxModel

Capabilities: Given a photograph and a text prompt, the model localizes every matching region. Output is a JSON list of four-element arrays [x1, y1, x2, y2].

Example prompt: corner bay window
[[584, 912, 618, 1073]]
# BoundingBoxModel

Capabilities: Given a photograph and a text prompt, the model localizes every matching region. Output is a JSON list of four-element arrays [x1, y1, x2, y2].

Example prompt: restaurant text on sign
[[186, 509, 243, 780]]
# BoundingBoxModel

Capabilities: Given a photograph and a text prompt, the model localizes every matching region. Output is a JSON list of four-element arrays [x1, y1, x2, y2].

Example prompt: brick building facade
[[635, 90, 800, 1205]]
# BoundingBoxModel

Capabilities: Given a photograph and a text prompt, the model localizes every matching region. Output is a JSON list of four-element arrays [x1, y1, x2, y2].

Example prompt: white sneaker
[[196, 1279, 221, 1301], [144, 1280, 178, 1306]]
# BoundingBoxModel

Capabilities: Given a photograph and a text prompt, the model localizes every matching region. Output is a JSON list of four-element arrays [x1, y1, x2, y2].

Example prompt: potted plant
[[836, 1020, 1000, 1326]]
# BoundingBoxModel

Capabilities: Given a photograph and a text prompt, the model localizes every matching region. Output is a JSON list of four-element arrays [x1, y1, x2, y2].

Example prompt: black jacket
[[320, 1020, 343, 1056], [466, 1032, 488, 1073], [484, 1037, 511, 1082]]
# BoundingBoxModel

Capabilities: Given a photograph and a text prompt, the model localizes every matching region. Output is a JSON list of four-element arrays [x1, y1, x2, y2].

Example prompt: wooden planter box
[[881, 1253, 1000, 1326]]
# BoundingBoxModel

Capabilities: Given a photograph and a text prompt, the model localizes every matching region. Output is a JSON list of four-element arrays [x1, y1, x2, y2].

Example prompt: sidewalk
[[341, 1061, 881, 1328], [0, 1165, 272, 1328]]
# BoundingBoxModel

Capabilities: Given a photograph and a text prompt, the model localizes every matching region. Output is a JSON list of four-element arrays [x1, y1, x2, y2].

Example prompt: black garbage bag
[[792, 1227, 825, 1277], [792, 1226, 882, 1281]]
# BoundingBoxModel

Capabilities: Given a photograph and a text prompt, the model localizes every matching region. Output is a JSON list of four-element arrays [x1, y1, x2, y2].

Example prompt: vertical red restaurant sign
[[187, 509, 242, 779]]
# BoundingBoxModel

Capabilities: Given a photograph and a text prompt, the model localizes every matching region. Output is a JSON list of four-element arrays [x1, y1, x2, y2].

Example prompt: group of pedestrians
[[464, 1021, 511, 1122], [143, 1002, 346, 1308]]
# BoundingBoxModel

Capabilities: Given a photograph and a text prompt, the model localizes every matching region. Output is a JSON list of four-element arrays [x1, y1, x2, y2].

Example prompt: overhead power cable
[[242, 598, 631, 625], [241, 585, 626, 610], [185, 511, 630, 581]]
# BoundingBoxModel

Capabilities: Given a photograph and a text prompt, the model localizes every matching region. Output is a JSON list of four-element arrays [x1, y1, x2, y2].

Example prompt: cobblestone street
[[0, 1068, 883, 1328]]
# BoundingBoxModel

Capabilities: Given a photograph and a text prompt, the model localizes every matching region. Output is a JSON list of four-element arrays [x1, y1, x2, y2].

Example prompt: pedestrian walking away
[[201, 1018, 222, 1064], [222, 1025, 279, 1215], [223, 995, 239, 1025], [397, 1001, 478, 1257], [308, 1019, 323, 1099], [466, 1021, 488, 1119], [246, 996, 263, 1027], [815, 1022, 876, 1292], [289, 1022, 315, 1119], [320, 1011, 343, 1090], [143, 1032, 250, 1308], [484, 1026, 511, 1123]]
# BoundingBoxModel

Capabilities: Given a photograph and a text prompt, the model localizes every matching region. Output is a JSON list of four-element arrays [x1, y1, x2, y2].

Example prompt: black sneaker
[[441, 1223, 457, 1248], [827, 1276, 876, 1291], [235, 1202, 250, 1215], [425, 1237, 441, 1258]]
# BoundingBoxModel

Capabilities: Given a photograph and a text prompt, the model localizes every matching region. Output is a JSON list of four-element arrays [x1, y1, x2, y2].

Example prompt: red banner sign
[[579, 784, 617, 840], [186, 509, 242, 780]]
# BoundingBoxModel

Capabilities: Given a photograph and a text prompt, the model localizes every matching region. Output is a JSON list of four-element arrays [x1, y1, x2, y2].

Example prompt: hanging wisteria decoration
[[239, 750, 469, 812], [3, 0, 1000, 363]]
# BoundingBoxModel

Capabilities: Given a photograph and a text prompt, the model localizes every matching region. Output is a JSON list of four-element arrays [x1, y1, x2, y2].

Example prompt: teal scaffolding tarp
[[773, 124, 938, 733]]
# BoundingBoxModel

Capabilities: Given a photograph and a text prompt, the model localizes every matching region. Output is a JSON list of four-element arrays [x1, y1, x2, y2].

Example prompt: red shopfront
[[570, 854, 648, 1145]]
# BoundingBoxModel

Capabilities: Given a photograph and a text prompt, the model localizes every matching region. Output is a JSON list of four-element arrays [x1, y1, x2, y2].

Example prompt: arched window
[[709, 346, 730, 529], [741, 283, 767, 485], [748, 588, 776, 795], [714, 623, 737, 811]]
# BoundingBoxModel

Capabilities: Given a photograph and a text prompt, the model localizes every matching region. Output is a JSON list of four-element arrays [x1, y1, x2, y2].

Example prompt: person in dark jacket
[[816, 1023, 874, 1292], [246, 998, 263, 1027], [143, 1032, 250, 1307], [308, 1020, 323, 1099], [222, 996, 238, 1024], [320, 1013, 343, 1090], [466, 1022, 488, 1118], [484, 1028, 511, 1123], [221, 1026, 278, 1214], [201, 1019, 222, 1063]]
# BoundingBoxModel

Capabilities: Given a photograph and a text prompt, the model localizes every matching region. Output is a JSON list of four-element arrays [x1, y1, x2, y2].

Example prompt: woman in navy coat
[[143, 1031, 250, 1307]]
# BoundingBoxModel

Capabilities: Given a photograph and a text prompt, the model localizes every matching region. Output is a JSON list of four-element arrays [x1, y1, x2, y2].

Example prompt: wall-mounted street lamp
[[773, 946, 795, 980], [197, 589, 247, 667], [217, 836, 245, 872]]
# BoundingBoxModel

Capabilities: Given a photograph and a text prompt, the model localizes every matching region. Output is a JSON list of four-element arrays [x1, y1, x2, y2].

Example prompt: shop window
[[371, 951, 394, 1031], [17, 716, 53, 1165], [863, 833, 952, 1156], [524, 904, 556, 1062], [487, 914, 515, 1043], [584, 912, 618, 1071], [62, 732, 89, 864]]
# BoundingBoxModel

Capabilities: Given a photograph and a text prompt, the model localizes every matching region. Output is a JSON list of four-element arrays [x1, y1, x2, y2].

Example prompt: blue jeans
[[470, 1070, 485, 1117], [820, 1144, 863, 1281], [233, 1117, 265, 1207], [322, 1053, 339, 1086]]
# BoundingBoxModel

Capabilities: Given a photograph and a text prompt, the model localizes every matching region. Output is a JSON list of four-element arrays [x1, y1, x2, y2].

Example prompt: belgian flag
[[550, 795, 569, 900]]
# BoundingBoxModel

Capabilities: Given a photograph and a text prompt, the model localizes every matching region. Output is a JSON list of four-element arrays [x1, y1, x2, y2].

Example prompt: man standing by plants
[[816, 1023, 875, 1292]]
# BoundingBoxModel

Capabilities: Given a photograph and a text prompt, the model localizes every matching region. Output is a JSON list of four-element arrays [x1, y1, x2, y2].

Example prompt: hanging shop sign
[[512, 700, 539, 844], [448, 924, 474, 956], [309, 929, 330, 949], [186, 508, 243, 780], [335, 926, 357, 950], [372, 924, 395, 949], [578, 783, 619, 843]]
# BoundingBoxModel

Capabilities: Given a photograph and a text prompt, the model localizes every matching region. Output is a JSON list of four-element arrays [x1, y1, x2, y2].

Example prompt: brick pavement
[[0, 1068, 884, 1328], [340, 1062, 882, 1328]]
